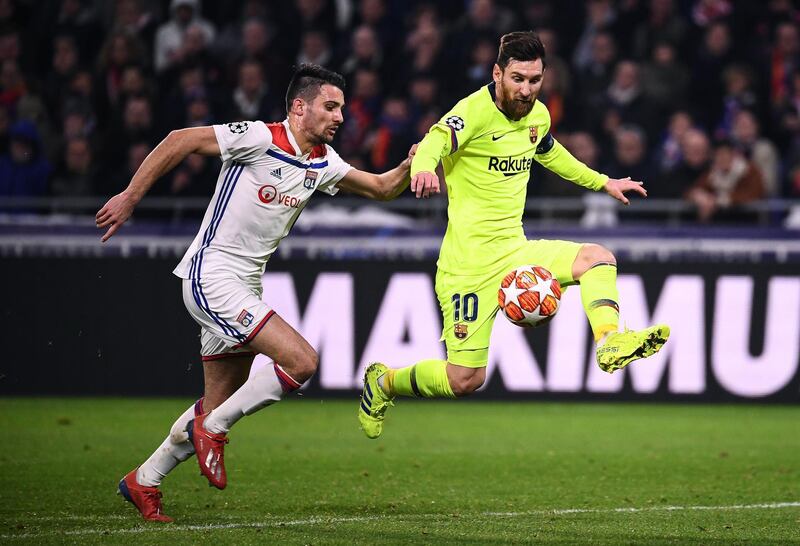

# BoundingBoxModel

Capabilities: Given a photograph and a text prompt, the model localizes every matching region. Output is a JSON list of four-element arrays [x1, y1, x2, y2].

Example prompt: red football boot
[[117, 469, 173, 522], [186, 413, 229, 489]]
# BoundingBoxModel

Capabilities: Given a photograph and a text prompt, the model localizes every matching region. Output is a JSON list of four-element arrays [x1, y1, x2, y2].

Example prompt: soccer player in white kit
[[96, 64, 432, 522]]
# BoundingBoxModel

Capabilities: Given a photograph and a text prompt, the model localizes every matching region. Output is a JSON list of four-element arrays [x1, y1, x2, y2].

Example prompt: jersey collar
[[282, 119, 302, 157]]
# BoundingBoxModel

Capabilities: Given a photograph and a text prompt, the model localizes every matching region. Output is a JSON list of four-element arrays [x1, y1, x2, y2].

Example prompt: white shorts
[[182, 277, 274, 361]]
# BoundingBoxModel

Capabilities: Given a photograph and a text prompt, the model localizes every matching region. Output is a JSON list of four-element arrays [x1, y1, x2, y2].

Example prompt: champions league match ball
[[498, 265, 562, 328]]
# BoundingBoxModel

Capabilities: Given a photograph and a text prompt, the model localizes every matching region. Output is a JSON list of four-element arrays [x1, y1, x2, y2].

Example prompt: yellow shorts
[[436, 239, 583, 368]]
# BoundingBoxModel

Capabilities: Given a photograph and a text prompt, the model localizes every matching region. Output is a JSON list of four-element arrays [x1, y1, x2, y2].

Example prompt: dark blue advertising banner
[[1, 258, 798, 402]]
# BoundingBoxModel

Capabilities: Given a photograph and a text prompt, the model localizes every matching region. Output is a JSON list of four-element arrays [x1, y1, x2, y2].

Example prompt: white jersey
[[174, 119, 352, 282]]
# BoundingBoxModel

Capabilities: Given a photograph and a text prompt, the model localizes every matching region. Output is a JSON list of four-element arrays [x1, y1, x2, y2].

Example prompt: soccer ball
[[497, 265, 562, 327]]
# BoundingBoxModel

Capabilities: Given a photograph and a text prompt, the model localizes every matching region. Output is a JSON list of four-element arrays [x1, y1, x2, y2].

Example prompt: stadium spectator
[[229, 59, 282, 122], [370, 95, 414, 172], [463, 37, 496, 91], [604, 60, 659, 143], [572, 0, 619, 71], [102, 95, 157, 173], [339, 67, 381, 162], [657, 110, 694, 172], [51, 136, 98, 196], [96, 31, 147, 111], [340, 25, 384, 85], [296, 29, 333, 68], [632, 0, 688, 60], [354, 0, 399, 51], [685, 138, 765, 222], [656, 127, 711, 198], [640, 41, 689, 116], [574, 31, 617, 133], [167, 152, 216, 197], [690, 21, 734, 129], [45, 34, 80, 119], [109, 0, 158, 52], [153, 0, 215, 74], [0, 119, 51, 196], [600, 125, 653, 187], [767, 21, 800, 107], [716, 64, 760, 138], [731, 109, 780, 197], [691, 0, 733, 27], [450, 0, 515, 57], [217, 16, 289, 89]]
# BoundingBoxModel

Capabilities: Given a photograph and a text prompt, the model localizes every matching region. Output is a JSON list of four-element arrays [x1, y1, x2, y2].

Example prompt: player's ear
[[291, 98, 305, 116], [492, 64, 502, 84]]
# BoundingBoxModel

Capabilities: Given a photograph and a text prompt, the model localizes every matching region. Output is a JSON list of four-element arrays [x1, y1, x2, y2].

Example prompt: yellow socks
[[580, 263, 620, 341], [382, 359, 456, 398]]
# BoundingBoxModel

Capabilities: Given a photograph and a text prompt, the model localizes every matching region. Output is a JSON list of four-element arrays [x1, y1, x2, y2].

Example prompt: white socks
[[136, 400, 200, 487], [203, 364, 300, 435], [134, 365, 302, 487]]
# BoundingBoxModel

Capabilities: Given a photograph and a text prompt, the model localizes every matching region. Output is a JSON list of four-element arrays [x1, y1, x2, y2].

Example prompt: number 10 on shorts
[[452, 293, 478, 322]]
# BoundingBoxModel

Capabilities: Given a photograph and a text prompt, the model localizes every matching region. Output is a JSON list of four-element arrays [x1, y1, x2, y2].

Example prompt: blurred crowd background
[[1, 0, 799, 223]]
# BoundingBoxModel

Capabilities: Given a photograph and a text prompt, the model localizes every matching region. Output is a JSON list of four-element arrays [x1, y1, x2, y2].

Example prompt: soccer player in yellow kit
[[358, 32, 669, 438]]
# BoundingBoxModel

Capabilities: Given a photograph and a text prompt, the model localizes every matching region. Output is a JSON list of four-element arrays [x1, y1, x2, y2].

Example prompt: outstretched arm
[[535, 136, 647, 204], [96, 127, 220, 241], [337, 144, 418, 201]]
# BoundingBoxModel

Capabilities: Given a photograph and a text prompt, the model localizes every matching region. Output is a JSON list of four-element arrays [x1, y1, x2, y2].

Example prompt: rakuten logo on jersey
[[258, 184, 302, 208], [488, 155, 534, 176]]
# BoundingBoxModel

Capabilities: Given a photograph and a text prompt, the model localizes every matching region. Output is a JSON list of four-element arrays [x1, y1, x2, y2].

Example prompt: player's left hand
[[603, 177, 647, 205]]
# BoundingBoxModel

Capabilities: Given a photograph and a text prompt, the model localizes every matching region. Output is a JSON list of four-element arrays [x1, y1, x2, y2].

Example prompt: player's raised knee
[[574, 243, 616, 279]]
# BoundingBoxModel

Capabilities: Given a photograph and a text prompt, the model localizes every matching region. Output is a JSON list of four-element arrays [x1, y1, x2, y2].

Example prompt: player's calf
[[447, 365, 486, 396]]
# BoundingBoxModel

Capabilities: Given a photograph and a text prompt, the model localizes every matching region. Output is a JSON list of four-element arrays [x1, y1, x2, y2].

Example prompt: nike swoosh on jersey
[[491, 134, 505, 141]]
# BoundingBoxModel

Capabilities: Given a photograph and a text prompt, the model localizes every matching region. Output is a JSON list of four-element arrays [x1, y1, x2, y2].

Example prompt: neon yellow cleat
[[358, 362, 394, 439], [596, 324, 671, 373]]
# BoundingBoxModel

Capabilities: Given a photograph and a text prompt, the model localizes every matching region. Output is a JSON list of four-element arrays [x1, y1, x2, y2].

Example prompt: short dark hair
[[285, 63, 346, 113], [496, 31, 547, 70]]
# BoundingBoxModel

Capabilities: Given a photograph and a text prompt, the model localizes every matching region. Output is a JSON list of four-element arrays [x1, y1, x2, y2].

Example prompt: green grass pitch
[[1, 398, 798, 544]]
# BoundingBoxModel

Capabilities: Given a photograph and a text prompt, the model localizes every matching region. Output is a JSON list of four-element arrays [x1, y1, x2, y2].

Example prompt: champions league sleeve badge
[[227, 121, 250, 134], [303, 169, 318, 189]]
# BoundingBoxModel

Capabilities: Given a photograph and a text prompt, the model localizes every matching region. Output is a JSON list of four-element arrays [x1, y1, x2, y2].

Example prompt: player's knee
[[296, 346, 319, 380], [583, 243, 616, 265], [575, 243, 616, 278], [449, 373, 485, 396]]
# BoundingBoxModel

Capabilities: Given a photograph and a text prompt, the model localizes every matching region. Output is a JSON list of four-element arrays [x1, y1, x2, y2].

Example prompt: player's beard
[[313, 124, 339, 145], [502, 96, 534, 120]]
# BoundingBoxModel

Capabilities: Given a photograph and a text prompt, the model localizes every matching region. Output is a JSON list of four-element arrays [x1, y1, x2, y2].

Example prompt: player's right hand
[[96, 191, 137, 242], [410, 171, 440, 199]]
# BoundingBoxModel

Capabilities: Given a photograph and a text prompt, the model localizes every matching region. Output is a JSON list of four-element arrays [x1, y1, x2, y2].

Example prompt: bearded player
[[358, 32, 669, 437]]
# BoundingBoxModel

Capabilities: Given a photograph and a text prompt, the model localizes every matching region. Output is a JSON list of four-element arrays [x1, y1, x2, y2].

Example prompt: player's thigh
[[245, 312, 317, 375], [436, 270, 500, 368], [510, 239, 583, 287]]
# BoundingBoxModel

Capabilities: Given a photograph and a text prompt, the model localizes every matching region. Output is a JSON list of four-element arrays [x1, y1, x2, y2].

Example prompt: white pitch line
[[3, 501, 799, 540]]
